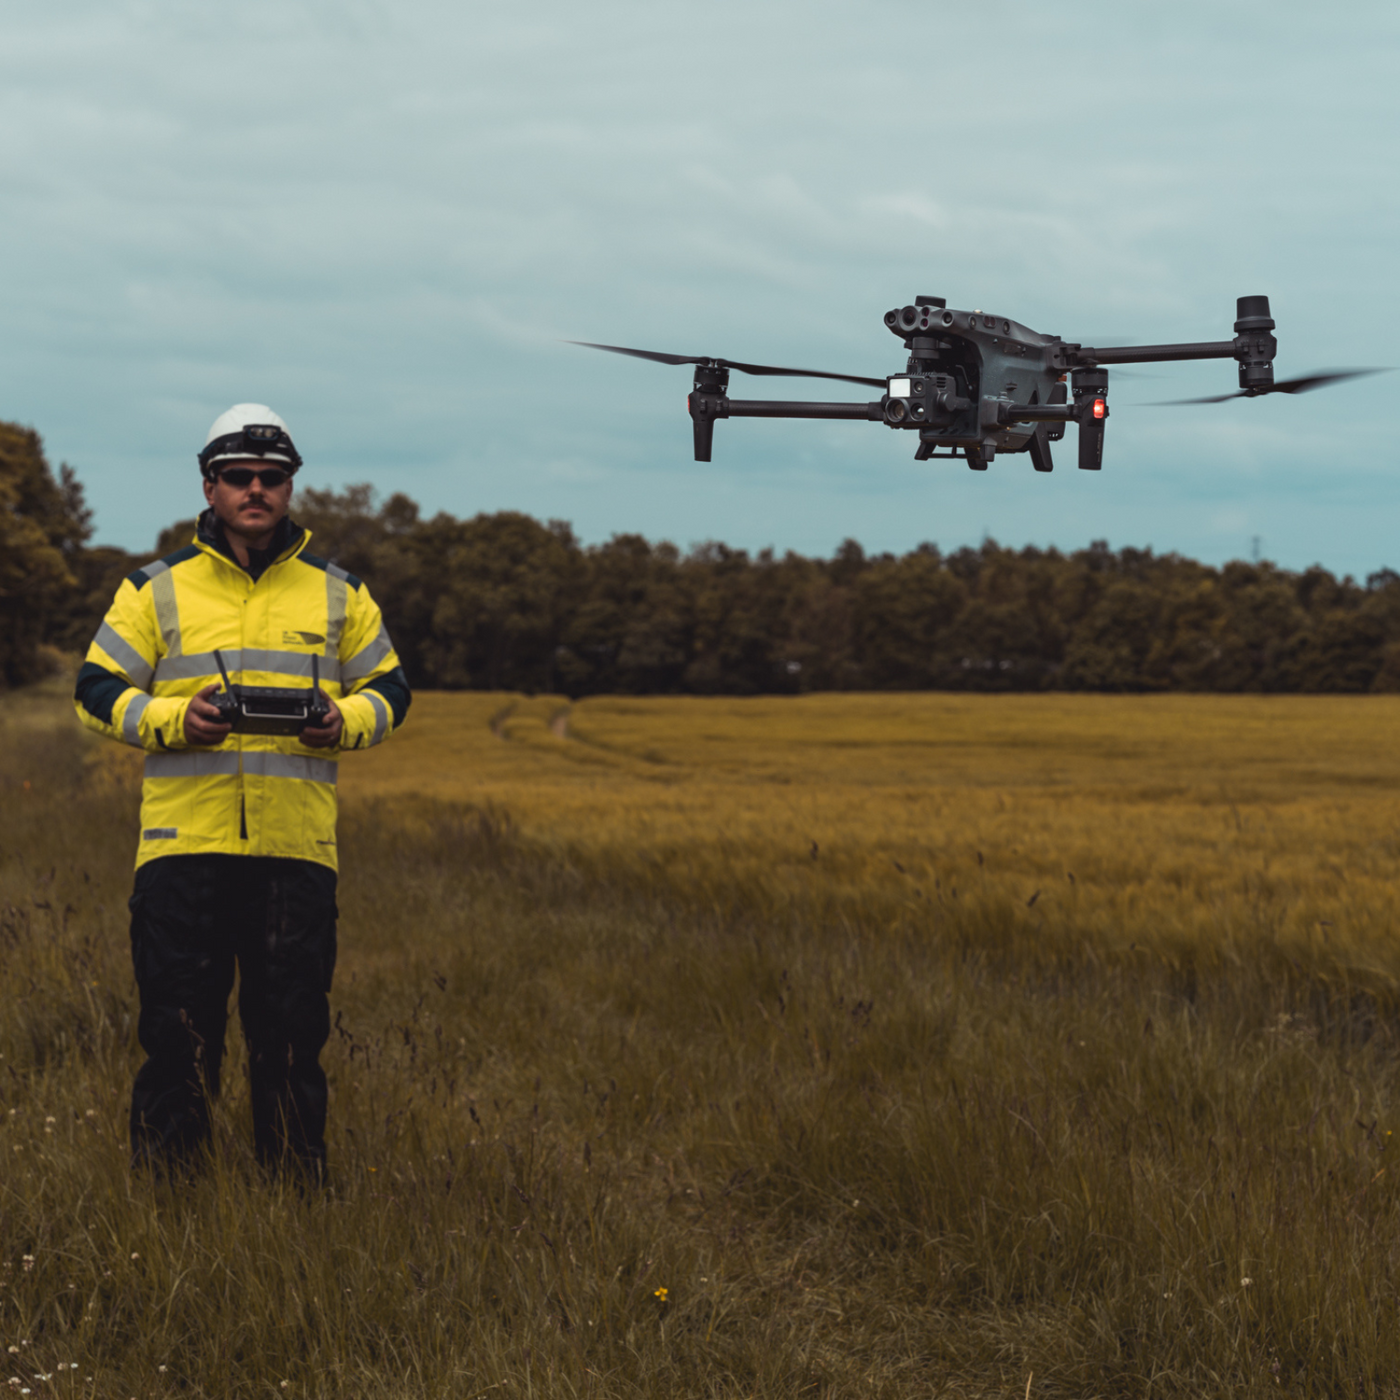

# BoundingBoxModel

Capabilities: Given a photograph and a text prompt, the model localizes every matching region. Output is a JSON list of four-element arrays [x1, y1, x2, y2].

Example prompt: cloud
[[0, 0, 1396, 571]]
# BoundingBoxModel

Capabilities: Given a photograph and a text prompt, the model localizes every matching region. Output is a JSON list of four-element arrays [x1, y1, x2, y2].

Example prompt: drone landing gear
[[913, 438, 966, 462], [917, 433, 1052, 471], [1028, 425, 1054, 473]]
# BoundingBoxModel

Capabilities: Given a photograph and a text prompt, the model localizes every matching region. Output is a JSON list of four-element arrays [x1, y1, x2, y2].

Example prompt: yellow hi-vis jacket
[[74, 512, 411, 871]]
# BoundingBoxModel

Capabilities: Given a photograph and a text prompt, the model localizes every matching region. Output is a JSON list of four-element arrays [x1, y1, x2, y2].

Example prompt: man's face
[[203, 461, 294, 541]]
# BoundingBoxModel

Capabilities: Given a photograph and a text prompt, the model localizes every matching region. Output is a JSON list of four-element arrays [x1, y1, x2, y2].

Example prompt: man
[[74, 404, 411, 1179]]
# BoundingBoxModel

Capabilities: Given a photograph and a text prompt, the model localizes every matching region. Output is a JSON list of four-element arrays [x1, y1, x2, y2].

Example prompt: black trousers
[[127, 854, 338, 1175]]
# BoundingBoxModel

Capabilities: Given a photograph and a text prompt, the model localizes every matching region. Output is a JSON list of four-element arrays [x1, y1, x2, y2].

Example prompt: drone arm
[[1057, 296, 1279, 395], [689, 393, 881, 461], [725, 400, 883, 420], [998, 403, 1077, 423], [1060, 340, 1237, 367]]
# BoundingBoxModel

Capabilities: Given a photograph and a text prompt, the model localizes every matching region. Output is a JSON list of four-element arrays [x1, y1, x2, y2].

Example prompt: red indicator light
[[1093, 398, 1106, 420], [687, 395, 691, 410]]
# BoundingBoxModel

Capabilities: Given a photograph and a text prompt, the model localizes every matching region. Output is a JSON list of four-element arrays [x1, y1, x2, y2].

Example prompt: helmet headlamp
[[198, 423, 304, 478]]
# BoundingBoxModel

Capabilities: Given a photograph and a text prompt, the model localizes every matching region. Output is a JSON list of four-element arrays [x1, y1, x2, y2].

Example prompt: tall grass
[[4, 682, 1400, 1397]]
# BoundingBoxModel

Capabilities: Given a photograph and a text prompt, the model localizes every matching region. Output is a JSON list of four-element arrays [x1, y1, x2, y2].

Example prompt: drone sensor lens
[[942, 311, 953, 326]]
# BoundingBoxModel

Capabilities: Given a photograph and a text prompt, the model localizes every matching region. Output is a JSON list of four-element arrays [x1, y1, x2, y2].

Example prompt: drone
[[574, 296, 1379, 471]]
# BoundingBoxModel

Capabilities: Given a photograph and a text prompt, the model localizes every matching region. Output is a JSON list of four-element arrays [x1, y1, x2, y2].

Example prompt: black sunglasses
[[216, 467, 292, 489]]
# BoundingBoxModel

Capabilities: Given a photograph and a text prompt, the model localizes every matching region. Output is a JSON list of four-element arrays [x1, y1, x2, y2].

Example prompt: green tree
[[421, 512, 582, 691], [853, 547, 968, 688], [561, 535, 691, 695], [0, 423, 92, 686]]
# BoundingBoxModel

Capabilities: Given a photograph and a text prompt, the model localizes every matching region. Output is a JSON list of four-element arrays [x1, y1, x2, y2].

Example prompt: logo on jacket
[[283, 631, 326, 646]]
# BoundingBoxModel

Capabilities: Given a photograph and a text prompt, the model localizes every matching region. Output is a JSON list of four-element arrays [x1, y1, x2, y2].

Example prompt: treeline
[[6, 420, 1400, 694]]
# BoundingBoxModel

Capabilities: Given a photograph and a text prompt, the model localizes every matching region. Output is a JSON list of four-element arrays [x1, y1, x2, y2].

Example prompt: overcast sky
[[2, 0, 1397, 574]]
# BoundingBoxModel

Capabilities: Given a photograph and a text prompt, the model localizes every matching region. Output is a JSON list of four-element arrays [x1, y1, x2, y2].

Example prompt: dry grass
[[349, 691, 1400, 966], [4, 683, 1400, 1398]]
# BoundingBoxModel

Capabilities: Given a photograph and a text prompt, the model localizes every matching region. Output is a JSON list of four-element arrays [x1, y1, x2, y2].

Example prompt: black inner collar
[[197, 510, 303, 581]]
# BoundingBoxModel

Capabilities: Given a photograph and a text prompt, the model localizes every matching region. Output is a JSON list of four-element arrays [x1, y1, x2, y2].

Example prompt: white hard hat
[[198, 403, 303, 476]]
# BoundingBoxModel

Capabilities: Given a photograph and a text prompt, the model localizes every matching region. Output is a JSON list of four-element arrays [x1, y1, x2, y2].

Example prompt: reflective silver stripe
[[95, 622, 154, 689], [342, 627, 393, 683], [143, 751, 338, 783], [241, 751, 338, 784], [141, 559, 171, 580], [364, 690, 389, 746], [241, 648, 341, 680], [145, 752, 241, 779], [151, 654, 223, 684], [325, 570, 348, 663], [154, 650, 343, 684], [121, 691, 152, 745], [150, 568, 183, 658]]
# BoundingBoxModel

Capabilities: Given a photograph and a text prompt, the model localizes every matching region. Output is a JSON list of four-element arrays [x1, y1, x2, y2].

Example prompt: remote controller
[[210, 649, 332, 735]]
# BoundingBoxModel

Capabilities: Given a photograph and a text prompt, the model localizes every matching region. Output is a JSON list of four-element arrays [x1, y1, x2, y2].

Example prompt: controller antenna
[[213, 648, 235, 696]]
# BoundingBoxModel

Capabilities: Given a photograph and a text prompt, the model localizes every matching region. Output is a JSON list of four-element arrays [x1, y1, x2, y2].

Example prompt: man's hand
[[300, 694, 343, 749], [184, 683, 233, 746]]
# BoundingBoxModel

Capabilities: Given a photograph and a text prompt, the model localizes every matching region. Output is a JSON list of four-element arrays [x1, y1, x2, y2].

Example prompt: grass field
[[5, 683, 1400, 1398]]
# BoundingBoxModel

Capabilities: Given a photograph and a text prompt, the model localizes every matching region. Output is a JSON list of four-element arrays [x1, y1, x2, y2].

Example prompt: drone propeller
[[569, 340, 885, 389], [1151, 368, 1390, 406]]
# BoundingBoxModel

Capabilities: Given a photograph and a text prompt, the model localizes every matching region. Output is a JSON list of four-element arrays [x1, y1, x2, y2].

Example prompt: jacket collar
[[196, 509, 308, 581]]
